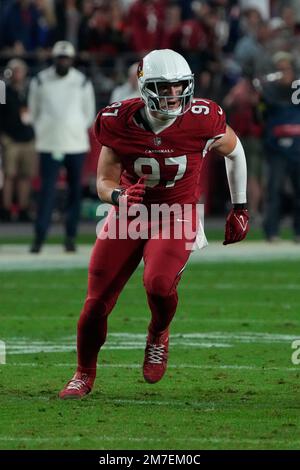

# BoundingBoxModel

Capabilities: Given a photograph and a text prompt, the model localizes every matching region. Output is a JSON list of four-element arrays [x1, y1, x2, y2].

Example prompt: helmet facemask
[[141, 77, 194, 118]]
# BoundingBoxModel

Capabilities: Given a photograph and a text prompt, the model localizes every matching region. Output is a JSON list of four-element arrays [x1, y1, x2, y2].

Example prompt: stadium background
[[1, 0, 300, 452]]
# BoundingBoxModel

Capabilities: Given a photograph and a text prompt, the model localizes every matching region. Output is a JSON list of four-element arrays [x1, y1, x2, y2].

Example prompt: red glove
[[120, 177, 146, 207], [223, 209, 249, 245]]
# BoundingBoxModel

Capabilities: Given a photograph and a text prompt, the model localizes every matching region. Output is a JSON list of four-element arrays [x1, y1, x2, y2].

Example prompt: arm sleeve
[[224, 137, 247, 204]]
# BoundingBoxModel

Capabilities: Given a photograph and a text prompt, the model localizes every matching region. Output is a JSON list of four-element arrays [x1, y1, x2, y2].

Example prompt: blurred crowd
[[1, 0, 300, 243], [1, 0, 300, 98]]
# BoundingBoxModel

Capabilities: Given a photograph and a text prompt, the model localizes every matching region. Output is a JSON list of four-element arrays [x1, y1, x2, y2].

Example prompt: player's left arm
[[210, 125, 249, 245]]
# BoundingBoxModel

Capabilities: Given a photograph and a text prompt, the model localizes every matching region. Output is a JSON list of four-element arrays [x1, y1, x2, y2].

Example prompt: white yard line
[[1, 242, 300, 271], [2, 331, 300, 356]]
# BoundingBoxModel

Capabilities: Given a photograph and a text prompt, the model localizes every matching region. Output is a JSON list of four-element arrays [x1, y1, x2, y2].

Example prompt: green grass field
[[1, 258, 300, 450]]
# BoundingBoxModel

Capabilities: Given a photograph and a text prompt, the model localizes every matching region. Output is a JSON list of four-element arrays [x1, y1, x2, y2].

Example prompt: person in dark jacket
[[261, 52, 300, 242], [0, 59, 36, 221]]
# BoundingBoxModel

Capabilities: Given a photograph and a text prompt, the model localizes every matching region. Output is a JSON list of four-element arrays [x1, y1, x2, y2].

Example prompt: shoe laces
[[146, 343, 166, 364], [66, 375, 89, 391]]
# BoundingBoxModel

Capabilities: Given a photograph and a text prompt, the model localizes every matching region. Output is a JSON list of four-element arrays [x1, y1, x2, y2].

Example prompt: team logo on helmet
[[137, 60, 144, 78]]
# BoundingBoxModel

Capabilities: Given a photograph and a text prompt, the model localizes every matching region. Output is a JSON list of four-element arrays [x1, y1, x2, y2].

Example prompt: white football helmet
[[138, 49, 194, 118]]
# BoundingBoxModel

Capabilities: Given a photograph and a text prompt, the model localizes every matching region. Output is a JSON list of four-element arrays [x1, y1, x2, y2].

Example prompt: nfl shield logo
[[154, 137, 162, 146]]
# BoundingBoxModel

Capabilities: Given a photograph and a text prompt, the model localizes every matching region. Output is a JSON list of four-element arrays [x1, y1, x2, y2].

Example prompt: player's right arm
[[96, 145, 123, 204], [96, 145, 146, 206]]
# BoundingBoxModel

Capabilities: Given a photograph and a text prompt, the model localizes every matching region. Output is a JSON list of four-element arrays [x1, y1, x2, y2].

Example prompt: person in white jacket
[[29, 40, 96, 253]]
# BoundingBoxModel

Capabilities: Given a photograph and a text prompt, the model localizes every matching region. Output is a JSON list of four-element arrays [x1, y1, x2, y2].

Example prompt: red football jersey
[[93, 98, 226, 205]]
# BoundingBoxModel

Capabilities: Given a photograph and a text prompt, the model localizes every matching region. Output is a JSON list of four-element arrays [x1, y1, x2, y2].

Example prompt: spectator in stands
[[127, 0, 165, 54], [109, 62, 139, 103], [223, 77, 264, 223], [34, 0, 57, 50], [78, 2, 126, 63], [0, 59, 36, 222], [0, 0, 54, 53], [160, 1, 182, 50], [178, 1, 221, 96], [28, 40, 96, 253], [77, 0, 95, 52], [54, 0, 81, 48], [234, 15, 273, 78], [261, 51, 300, 242]]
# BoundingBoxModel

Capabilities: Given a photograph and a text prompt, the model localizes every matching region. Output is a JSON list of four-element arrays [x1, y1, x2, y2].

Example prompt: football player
[[59, 49, 249, 399]]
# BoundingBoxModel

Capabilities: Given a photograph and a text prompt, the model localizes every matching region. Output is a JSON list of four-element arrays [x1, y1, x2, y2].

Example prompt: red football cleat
[[143, 329, 169, 384], [59, 372, 94, 399]]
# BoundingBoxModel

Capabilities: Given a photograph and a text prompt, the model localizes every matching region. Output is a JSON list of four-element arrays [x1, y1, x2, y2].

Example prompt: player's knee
[[144, 274, 175, 297], [81, 297, 107, 319]]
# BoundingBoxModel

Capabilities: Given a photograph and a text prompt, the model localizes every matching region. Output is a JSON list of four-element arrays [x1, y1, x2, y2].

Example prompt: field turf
[[1, 259, 300, 450]]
